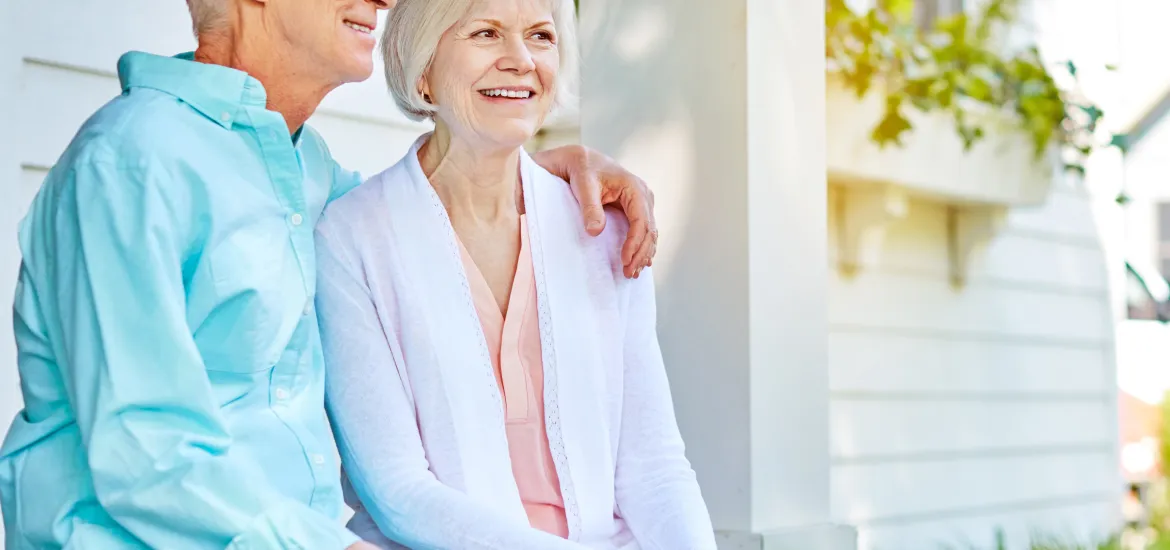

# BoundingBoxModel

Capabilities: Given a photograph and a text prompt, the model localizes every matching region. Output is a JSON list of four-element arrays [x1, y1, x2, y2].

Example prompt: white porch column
[[578, 0, 854, 548]]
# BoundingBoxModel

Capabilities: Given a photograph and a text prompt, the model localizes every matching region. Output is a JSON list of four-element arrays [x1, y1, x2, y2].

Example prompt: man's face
[[269, 0, 394, 85]]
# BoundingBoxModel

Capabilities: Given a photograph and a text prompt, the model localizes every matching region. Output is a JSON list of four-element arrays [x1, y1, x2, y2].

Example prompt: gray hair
[[187, 0, 228, 37], [381, 0, 579, 122]]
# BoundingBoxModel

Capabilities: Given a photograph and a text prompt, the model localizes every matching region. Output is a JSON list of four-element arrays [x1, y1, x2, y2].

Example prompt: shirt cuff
[[226, 500, 361, 550]]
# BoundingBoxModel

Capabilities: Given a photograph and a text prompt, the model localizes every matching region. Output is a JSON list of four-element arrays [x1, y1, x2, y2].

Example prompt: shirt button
[[311, 454, 326, 465], [274, 387, 290, 400], [303, 300, 313, 316], [290, 212, 304, 226], [219, 112, 231, 123]]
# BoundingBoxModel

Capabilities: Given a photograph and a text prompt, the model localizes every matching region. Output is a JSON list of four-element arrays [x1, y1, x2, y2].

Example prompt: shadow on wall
[[577, 0, 758, 528]]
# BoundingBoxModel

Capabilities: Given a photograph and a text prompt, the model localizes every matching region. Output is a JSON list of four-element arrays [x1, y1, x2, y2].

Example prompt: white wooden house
[[0, 0, 1125, 548]]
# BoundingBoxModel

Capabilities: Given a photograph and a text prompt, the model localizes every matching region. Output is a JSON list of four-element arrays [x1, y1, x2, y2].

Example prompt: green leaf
[[873, 101, 913, 146], [1109, 133, 1129, 151], [880, 0, 914, 20]]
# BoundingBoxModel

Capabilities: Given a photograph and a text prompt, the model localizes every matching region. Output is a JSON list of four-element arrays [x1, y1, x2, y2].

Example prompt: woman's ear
[[418, 76, 433, 105]]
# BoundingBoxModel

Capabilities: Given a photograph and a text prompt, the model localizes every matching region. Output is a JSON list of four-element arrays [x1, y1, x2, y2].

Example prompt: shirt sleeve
[[39, 152, 359, 550], [328, 159, 363, 204], [314, 218, 589, 550], [613, 267, 718, 550]]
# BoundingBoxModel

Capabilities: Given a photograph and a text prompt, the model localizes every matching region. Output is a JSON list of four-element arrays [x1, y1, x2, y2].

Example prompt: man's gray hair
[[381, 0, 579, 122], [187, 0, 228, 37]]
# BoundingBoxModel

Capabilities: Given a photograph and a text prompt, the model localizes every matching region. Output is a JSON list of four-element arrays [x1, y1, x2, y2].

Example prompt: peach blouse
[[455, 215, 569, 538]]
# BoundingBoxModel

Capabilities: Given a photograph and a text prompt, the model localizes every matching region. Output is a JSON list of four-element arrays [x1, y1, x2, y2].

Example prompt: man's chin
[[338, 60, 375, 85]]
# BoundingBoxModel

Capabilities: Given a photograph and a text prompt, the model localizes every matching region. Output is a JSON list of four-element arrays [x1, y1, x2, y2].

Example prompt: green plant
[[939, 527, 1124, 550], [825, 0, 1119, 175]]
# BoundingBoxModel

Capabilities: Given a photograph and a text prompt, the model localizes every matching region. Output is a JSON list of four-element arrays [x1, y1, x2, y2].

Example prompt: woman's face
[[423, 0, 560, 149]]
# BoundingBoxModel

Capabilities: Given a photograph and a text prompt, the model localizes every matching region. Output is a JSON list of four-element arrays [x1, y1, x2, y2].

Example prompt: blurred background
[[3, 0, 1170, 549]]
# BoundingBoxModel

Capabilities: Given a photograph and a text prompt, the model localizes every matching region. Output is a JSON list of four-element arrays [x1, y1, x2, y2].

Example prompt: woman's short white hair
[[381, 0, 579, 122], [186, 0, 228, 37]]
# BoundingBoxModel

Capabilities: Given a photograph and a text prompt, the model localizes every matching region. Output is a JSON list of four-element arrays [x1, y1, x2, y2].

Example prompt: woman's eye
[[473, 29, 498, 39], [531, 31, 555, 42]]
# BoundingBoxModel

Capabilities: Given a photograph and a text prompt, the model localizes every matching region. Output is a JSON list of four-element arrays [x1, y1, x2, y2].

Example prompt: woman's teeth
[[480, 89, 533, 99], [344, 22, 373, 34]]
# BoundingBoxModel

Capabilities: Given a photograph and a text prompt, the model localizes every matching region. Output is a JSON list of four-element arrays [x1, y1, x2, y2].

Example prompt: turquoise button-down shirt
[[0, 51, 364, 549]]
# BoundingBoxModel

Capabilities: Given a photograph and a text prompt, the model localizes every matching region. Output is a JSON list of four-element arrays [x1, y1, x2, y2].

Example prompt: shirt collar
[[117, 51, 269, 130]]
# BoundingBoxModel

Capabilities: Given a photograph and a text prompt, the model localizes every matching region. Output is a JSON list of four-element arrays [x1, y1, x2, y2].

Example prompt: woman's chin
[[478, 122, 541, 149]]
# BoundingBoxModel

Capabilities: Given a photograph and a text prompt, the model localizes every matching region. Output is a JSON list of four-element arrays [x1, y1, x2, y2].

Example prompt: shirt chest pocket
[[198, 224, 308, 373]]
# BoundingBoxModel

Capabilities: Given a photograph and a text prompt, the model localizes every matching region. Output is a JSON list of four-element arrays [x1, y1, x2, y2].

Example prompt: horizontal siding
[[1004, 189, 1102, 243], [17, 2, 195, 73], [828, 187, 1119, 549], [829, 332, 1110, 394], [832, 451, 1118, 523], [828, 270, 1110, 341], [831, 400, 1112, 461], [828, 194, 1107, 292], [858, 499, 1118, 550], [17, 60, 120, 170]]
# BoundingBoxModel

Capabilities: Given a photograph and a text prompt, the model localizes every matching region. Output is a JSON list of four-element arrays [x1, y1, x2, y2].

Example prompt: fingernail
[[588, 220, 603, 230]]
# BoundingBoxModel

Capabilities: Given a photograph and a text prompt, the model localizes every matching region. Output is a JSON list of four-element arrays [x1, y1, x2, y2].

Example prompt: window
[[1157, 202, 1170, 276], [1126, 262, 1170, 322], [915, 0, 965, 28]]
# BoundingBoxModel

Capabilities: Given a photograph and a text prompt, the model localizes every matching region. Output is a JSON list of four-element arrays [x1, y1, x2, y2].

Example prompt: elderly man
[[0, 0, 658, 548]]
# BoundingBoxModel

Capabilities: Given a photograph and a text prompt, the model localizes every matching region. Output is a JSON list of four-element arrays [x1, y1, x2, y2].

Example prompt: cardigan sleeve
[[314, 220, 589, 550], [613, 266, 718, 550]]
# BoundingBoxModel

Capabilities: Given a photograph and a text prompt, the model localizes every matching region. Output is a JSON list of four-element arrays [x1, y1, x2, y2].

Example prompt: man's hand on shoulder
[[531, 145, 658, 279]]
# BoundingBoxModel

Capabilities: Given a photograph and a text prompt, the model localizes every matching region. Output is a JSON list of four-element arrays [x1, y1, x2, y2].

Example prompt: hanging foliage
[[825, 0, 1120, 175]]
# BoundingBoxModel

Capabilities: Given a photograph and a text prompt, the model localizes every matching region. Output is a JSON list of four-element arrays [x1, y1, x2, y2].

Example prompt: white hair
[[381, 0, 579, 122], [187, 0, 228, 37]]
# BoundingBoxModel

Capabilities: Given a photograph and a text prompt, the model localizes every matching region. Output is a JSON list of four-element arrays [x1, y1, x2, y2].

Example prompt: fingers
[[629, 224, 657, 278], [620, 186, 657, 278], [621, 219, 648, 278], [565, 149, 607, 236]]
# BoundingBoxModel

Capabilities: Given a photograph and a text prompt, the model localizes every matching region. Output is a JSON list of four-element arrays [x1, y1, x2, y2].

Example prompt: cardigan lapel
[[378, 136, 527, 522], [520, 152, 619, 539]]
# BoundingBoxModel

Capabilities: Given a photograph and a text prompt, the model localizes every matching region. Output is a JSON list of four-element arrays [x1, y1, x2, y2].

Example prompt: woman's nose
[[497, 37, 536, 73]]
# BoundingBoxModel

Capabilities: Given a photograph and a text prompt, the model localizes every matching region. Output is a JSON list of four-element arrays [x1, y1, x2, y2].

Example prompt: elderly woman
[[314, 0, 716, 548]]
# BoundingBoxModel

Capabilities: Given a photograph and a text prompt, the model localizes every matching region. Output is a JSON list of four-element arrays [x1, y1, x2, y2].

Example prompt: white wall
[[825, 2, 1125, 547], [827, 184, 1121, 549], [0, 2, 430, 540]]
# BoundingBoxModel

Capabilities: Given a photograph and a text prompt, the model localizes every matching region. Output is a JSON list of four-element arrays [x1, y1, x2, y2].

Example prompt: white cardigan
[[314, 136, 716, 550]]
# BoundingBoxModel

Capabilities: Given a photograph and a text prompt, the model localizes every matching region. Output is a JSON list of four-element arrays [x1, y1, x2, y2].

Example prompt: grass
[[939, 528, 1125, 550]]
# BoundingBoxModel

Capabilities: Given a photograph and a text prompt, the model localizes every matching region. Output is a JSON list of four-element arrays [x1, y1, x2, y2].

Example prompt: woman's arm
[[315, 221, 588, 550], [613, 267, 718, 550]]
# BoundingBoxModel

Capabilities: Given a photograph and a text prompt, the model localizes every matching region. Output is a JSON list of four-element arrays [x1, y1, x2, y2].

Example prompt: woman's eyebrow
[[466, 18, 505, 27], [464, 17, 556, 28]]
